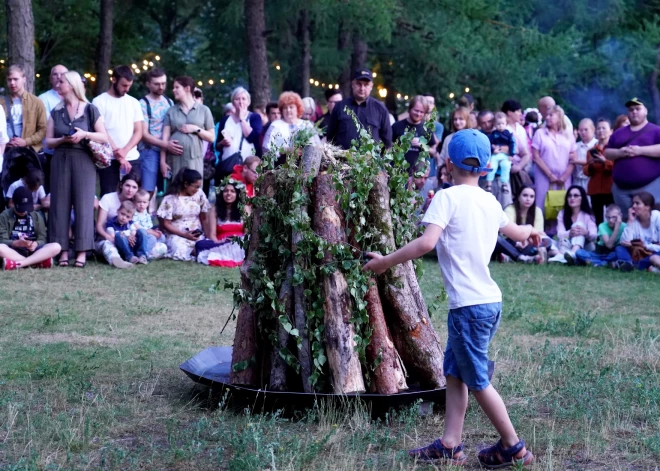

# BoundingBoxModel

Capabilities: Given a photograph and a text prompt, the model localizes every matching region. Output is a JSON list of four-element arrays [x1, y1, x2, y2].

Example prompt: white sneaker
[[548, 253, 567, 264], [649, 266, 660, 274]]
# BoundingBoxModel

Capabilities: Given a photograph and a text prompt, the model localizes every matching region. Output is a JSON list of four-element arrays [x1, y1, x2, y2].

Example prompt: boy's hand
[[362, 252, 388, 275], [528, 229, 543, 247], [128, 234, 137, 247]]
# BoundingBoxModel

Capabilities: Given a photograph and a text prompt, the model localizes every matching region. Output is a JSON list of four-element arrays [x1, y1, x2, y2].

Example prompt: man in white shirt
[[38, 64, 68, 193], [538, 95, 574, 140], [92, 65, 143, 196]]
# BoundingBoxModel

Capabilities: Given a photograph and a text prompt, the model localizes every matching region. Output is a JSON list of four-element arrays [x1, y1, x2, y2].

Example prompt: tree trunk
[[6, 0, 35, 93], [350, 34, 368, 76], [245, 0, 271, 107], [292, 145, 323, 392], [337, 21, 352, 97], [650, 42, 660, 125], [365, 280, 408, 394], [368, 172, 445, 389], [313, 173, 365, 394], [300, 9, 311, 98], [96, 0, 113, 93], [269, 262, 294, 391], [230, 171, 277, 386]]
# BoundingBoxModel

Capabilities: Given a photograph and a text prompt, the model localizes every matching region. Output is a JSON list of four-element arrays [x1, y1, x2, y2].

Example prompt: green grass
[[0, 259, 659, 470]]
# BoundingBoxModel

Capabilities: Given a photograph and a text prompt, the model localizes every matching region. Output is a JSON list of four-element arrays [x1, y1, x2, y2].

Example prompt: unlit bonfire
[[230, 142, 445, 395]]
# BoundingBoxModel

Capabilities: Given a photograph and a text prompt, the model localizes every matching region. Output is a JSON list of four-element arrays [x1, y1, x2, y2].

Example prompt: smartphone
[[190, 229, 203, 238], [68, 128, 77, 136]]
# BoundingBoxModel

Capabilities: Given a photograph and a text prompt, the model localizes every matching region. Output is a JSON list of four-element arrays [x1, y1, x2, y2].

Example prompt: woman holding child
[[45, 71, 109, 268], [532, 105, 576, 215], [157, 168, 210, 261], [615, 191, 660, 272], [195, 179, 245, 267], [549, 185, 597, 264], [95, 173, 141, 268]]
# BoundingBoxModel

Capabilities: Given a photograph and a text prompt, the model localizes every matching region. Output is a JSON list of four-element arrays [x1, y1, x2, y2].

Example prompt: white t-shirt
[[99, 192, 122, 219], [422, 184, 509, 309], [7, 179, 46, 203], [92, 92, 143, 161], [506, 122, 530, 161]]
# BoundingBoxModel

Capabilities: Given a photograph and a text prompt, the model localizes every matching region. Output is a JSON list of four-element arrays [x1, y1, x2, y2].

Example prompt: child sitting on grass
[[106, 200, 149, 265], [7, 168, 49, 211], [364, 129, 539, 469], [574, 204, 625, 267], [132, 189, 167, 259]]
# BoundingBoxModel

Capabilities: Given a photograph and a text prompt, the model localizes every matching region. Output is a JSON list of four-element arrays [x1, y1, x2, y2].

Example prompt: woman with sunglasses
[[549, 185, 597, 264], [45, 71, 108, 268]]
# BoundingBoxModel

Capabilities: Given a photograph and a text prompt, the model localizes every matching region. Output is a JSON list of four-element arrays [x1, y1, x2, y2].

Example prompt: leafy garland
[[227, 115, 431, 391]]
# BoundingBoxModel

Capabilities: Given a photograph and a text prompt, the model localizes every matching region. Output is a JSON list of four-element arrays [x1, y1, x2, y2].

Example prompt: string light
[[155, 55, 161, 61], [378, 88, 387, 98], [131, 64, 137, 69], [275, 65, 281, 70], [449, 92, 455, 99], [149, 61, 154, 67], [220, 79, 225, 83], [0, 60, 5, 64], [396, 93, 402, 99], [335, 84, 339, 89], [314, 80, 319, 86], [143, 60, 148, 65], [90, 77, 96, 82], [84, 73, 91, 78], [142, 65, 148, 70], [321, 83, 325, 87], [35, 73, 40, 78], [197, 81, 202, 86], [465, 87, 470, 93], [372, 72, 377, 78], [404, 95, 409, 100], [107, 69, 112, 74], [309, 78, 314, 84], [208, 79, 214, 85]]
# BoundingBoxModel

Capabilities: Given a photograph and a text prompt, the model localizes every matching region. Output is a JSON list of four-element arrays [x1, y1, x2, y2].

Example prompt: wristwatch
[[194, 127, 201, 134]]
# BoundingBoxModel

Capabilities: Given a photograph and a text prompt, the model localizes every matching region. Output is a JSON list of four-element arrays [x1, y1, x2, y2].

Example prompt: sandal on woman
[[478, 439, 533, 469], [57, 258, 69, 267], [74, 260, 86, 268], [408, 439, 467, 466]]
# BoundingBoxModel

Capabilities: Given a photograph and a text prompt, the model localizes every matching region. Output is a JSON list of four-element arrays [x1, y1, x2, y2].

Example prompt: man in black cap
[[605, 97, 660, 214], [326, 68, 392, 150], [0, 186, 61, 270]]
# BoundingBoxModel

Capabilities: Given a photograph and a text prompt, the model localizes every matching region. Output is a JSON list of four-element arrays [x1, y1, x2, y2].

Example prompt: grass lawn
[[0, 259, 659, 470]]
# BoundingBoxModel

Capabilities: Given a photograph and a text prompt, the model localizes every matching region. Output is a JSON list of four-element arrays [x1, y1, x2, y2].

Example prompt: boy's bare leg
[[17, 243, 61, 268], [440, 375, 469, 447], [0, 244, 27, 264], [472, 384, 521, 448]]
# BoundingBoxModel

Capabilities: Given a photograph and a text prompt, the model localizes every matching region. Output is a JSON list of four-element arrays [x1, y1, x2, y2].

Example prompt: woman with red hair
[[262, 91, 318, 157]]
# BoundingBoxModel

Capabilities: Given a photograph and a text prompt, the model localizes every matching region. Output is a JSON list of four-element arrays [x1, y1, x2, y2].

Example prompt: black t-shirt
[[391, 118, 428, 172], [11, 213, 35, 241], [325, 97, 393, 150]]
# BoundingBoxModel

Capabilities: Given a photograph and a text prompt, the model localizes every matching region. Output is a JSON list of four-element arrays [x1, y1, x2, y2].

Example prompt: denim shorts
[[139, 148, 160, 192], [444, 302, 502, 391]]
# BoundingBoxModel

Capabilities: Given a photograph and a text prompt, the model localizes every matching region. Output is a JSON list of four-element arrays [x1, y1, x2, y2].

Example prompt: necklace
[[65, 100, 81, 126]]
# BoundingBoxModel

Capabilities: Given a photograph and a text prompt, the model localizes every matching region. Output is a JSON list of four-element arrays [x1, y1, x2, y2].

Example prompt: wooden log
[[365, 279, 408, 394], [313, 173, 365, 394], [270, 262, 294, 391], [292, 145, 323, 392], [368, 172, 446, 389], [230, 171, 277, 387]]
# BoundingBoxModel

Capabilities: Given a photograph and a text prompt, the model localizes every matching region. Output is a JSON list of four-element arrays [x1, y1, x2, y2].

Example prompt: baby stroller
[[1, 146, 44, 210]]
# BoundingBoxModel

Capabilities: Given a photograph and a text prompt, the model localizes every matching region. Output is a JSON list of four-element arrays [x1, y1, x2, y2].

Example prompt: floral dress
[[157, 189, 210, 260]]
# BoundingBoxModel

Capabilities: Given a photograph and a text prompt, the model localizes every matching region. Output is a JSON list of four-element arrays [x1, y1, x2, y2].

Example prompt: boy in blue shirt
[[364, 130, 539, 468]]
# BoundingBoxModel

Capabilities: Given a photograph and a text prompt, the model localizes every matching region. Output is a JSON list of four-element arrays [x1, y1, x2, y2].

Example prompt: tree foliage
[[0, 0, 658, 120]]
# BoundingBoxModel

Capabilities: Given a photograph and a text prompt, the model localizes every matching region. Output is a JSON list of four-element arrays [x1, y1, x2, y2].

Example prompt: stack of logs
[[230, 145, 445, 395]]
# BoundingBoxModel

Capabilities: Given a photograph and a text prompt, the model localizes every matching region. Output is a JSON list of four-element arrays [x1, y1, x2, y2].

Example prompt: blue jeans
[[115, 229, 148, 261], [139, 148, 160, 192], [615, 245, 660, 270], [575, 248, 617, 267], [444, 302, 501, 391]]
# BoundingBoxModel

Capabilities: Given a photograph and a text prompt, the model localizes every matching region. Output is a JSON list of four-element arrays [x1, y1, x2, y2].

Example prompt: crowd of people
[[0, 61, 657, 274]]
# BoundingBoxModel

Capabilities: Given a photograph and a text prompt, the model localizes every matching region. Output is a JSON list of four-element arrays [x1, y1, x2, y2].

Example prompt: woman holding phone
[[157, 168, 210, 261]]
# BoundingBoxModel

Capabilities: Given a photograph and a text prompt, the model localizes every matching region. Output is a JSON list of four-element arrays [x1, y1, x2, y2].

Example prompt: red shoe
[[37, 258, 53, 269], [3, 259, 19, 270]]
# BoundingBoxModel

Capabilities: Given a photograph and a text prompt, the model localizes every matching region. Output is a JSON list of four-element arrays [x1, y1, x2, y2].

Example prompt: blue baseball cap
[[448, 129, 493, 173]]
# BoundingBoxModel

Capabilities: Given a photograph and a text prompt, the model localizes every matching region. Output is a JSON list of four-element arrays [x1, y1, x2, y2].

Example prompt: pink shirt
[[532, 128, 576, 175], [556, 210, 597, 240]]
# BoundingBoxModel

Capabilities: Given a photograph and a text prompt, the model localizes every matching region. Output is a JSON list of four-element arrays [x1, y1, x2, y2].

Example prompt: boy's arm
[[500, 222, 541, 246], [364, 224, 443, 275]]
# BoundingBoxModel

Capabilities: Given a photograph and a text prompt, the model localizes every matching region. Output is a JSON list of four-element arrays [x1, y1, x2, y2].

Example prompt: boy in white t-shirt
[[7, 168, 47, 210], [364, 130, 541, 469]]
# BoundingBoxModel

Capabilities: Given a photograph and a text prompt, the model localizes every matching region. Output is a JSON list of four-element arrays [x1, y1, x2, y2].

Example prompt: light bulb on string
[[378, 88, 387, 98], [275, 65, 281, 70], [314, 81, 319, 86], [396, 93, 402, 99], [372, 72, 377, 78], [404, 95, 409, 100], [143, 60, 148, 65], [449, 92, 455, 99], [142, 65, 148, 70], [155, 55, 161, 61], [197, 81, 202, 86], [208, 79, 214, 85], [220, 79, 225, 83], [90, 77, 96, 82], [465, 87, 470, 93], [309, 78, 314, 84], [149, 61, 154, 67]]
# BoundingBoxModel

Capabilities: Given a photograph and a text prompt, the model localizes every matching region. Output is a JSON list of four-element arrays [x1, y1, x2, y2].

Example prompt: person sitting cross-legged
[[615, 191, 660, 272], [573, 204, 626, 267], [0, 186, 61, 270], [548, 185, 597, 264]]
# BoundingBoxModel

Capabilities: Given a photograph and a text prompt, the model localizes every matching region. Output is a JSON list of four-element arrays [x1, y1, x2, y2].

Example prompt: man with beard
[[92, 65, 143, 196], [138, 68, 177, 198], [605, 98, 660, 214], [2, 64, 47, 153]]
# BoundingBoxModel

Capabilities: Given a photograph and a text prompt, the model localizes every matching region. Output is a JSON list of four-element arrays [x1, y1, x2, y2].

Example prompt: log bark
[[292, 145, 323, 392], [270, 262, 294, 391], [365, 280, 408, 394], [6, 0, 35, 93], [230, 171, 277, 386], [244, 0, 271, 107], [368, 172, 445, 389], [96, 0, 113, 93], [313, 173, 365, 394]]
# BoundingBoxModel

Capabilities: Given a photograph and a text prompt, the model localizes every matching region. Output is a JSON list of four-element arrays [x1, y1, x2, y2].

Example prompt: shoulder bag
[[544, 183, 566, 221], [84, 104, 112, 169], [215, 114, 249, 181]]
